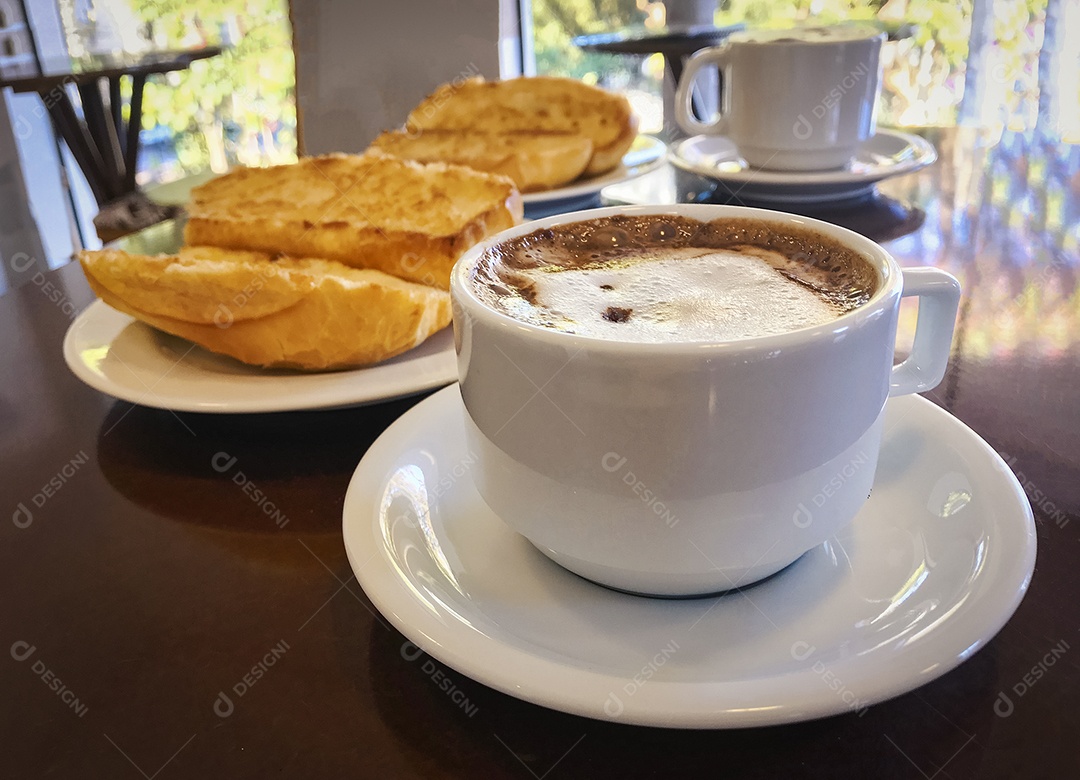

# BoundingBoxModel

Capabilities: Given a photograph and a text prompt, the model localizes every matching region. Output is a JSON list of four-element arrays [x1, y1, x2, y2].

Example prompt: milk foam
[[499, 247, 843, 343]]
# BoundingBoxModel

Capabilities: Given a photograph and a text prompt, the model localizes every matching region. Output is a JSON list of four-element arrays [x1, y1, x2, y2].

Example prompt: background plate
[[522, 135, 667, 209], [670, 130, 937, 204]]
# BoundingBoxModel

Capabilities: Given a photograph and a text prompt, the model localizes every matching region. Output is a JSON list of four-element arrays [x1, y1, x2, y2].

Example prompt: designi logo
[[213, 691, 234, 718], [603, 692, 624, 718], [792, 114, 814, 140]]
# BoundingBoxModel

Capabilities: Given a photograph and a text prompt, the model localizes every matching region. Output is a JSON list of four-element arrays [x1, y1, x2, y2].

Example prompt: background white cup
[[675, 25, 885, 171], [451, 204, 960, 597]]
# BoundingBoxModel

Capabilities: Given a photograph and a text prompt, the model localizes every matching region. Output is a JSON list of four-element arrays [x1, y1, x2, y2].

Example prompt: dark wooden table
[[0, 48, 221, 207], [1, 127, 1077, 778]]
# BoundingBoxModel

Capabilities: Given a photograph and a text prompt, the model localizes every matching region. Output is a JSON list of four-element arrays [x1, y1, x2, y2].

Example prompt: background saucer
[[670, 130, 937, 204]]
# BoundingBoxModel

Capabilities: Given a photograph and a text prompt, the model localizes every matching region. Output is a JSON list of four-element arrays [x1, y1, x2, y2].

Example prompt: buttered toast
[[80, 247, 452, 370], [406, 76, 637, 176], [184, 151, 522, 289], [370, 129, 593, 192]]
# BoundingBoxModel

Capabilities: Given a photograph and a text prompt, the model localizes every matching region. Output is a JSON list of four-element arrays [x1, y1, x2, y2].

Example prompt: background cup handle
[[890, 267, 962, 397], [675, 45, 730, 136]]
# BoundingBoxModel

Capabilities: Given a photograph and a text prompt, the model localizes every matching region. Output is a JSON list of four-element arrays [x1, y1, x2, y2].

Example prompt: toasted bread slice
[[184, 151, 522, 289], [80, 246, 315, 324], [370, 130, 593, 192], [586, 117, 639, 175], [79, 247, 451, 370], [407, 76, 637, 176]]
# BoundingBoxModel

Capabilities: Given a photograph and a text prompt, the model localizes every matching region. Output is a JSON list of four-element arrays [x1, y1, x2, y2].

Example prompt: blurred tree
[[130, 0, 296, 181], [533, 0, 1057, 130], [534, 0, 649, 83]]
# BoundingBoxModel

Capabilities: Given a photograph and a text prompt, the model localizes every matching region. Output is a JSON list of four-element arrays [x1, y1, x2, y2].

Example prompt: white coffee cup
[[675, 25, 885, 171], [451, 204, 959, 597]]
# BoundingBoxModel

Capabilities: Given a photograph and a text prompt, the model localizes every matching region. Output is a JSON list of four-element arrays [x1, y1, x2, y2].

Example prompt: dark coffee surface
[[471, 215, 879, 341]]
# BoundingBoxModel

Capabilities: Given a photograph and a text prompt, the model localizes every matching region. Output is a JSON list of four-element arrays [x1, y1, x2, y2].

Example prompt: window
[[56, 0, 297, 185], [530, 0, 1077, 138]]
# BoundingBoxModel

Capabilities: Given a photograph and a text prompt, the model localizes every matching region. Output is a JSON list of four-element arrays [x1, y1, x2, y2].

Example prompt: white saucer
[[343, 385, 1035, 728], [522, 135, 666, 216], [63, 300, 457, 413], [670, 129, 937, 204]]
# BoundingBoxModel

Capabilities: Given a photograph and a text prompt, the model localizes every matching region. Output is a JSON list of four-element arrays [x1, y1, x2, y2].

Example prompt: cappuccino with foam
[[471, 215, 877, 343]]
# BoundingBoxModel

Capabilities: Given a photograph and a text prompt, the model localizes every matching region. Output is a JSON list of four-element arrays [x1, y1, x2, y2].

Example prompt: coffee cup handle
[[675, 45, 730, 136], [889, 267, 962, 396]]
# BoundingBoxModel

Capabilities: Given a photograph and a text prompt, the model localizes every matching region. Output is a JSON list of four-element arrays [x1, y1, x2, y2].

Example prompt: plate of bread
[[371, 76, 662, 211], [65, 75, 644, 413], [64, 298, 457, 413]]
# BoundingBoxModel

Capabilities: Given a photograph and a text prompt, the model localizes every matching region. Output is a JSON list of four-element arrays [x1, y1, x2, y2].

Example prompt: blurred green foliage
[[132, 0, 296, 179], [533, 0, 1052, 128], [87, 0, 1057, 180], [534, 0, 646, 84]]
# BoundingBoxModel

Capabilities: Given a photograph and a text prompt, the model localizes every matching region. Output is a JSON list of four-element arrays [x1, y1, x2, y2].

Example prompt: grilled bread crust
[[80, 247, 452, 370], [184, 151, 522, 289], [406, 77, 637, 177], [371, 129, 594, 192]]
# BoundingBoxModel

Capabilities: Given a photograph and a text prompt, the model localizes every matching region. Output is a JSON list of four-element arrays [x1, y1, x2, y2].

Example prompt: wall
[[291, 0, 513, 155]]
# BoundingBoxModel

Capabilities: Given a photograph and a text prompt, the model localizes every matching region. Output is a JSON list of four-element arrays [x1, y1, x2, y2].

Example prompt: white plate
[[343, 385, 1036, 728], [63, 300, 457, 413], [670, 129, 937, 204], [522, 135, 667, 210]]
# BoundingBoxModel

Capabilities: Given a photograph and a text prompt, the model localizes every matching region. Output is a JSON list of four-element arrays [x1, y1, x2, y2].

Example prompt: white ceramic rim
[[451, 203, 901, 355], [727, 24, 885, 46]]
